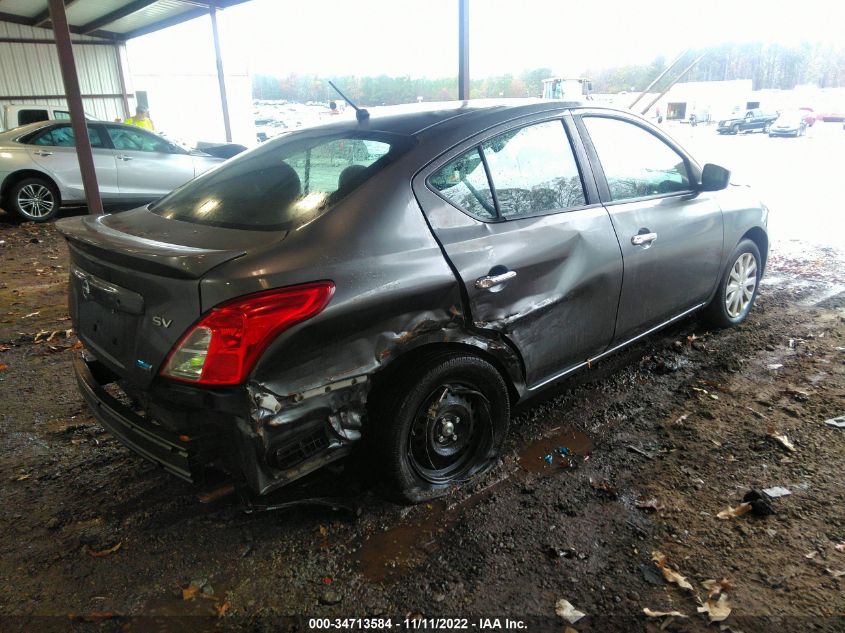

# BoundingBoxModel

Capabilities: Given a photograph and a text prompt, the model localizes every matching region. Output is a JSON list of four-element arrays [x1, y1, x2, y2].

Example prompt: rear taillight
[[161, 282, 335, 386]]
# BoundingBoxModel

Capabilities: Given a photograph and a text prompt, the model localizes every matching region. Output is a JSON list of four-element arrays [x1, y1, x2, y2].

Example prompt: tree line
[[253, 42, 845, 105]]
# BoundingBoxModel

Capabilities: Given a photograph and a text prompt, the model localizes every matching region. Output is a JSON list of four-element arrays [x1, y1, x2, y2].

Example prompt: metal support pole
[[640, 54, 706, 117], [114, 42, 131, 119], [458, 0, 469, 100], [210, 6, 232, 142], [48, 0, 103, 215], [628, 49, 688, 110]]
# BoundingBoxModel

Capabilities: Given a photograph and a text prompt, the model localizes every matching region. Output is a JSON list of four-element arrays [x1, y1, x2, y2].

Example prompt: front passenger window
[[582, 116, 690, 201], [107, 127, 170, 153]]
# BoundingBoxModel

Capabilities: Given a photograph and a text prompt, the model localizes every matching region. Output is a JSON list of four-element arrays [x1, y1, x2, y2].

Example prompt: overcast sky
[[127, 0, 845, 78]]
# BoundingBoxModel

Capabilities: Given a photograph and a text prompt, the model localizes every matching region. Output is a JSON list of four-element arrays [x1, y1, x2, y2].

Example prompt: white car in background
[[0, 120, 223, 222]]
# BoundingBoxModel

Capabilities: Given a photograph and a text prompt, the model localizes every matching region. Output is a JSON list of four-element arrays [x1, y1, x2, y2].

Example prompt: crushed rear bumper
[[73, 353, 210, 482]]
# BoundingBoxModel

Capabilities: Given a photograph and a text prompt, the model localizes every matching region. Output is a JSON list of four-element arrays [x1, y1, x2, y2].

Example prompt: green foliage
[[252, 43, 844, 104]]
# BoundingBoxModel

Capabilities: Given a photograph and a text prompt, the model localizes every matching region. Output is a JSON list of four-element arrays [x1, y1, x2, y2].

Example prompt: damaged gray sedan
[[57, 100, 769, 503]]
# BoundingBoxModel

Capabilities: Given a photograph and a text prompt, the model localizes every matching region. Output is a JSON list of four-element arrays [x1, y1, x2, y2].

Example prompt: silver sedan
[[0, 121, 223, 222]]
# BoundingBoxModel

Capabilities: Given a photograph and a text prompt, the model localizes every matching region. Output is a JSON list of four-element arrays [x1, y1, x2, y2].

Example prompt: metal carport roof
[[0, 0, 472, 215], [0, 0, 252, 41]]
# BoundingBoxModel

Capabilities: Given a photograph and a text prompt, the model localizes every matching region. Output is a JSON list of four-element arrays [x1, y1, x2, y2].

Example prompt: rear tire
[[371, 351, 510, 504], [7, 177, 59, 222], [702, 239, 762, 328]]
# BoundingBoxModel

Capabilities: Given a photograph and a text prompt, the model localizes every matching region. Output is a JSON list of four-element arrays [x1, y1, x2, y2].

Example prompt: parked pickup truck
[[717, 109, 779, 134]]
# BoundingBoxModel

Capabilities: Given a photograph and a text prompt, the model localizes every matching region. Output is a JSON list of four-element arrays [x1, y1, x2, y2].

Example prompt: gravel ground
[[1, 211, 844, 633]]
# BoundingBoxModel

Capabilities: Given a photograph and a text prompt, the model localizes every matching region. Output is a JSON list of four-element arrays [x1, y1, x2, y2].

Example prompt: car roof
[[310, 99, 589, 138]]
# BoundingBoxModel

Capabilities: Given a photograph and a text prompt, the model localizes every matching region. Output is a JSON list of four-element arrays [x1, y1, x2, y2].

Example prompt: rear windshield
[[150, 130, 412, 231]]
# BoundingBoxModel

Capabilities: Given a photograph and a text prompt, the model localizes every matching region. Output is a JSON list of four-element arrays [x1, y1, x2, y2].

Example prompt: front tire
[[372, 352, 510, 503], [732, 124, 741, 135], [703, 239, 762, 328], [7, 177, 59, 222]]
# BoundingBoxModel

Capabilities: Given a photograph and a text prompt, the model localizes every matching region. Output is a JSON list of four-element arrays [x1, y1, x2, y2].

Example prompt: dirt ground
[[1, 216, 844, 633]]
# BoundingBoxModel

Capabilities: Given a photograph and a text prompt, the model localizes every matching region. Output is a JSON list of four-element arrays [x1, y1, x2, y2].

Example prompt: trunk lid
[[57, 207, 286, 387]]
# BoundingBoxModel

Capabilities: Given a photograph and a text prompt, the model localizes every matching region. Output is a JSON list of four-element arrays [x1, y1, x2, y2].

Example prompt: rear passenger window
[[582, 116, 690, 201], [429, 120, 586, 221], [482, 120, 585, 218], [31, 124, 104, 148], [429, 149, 496, 219]]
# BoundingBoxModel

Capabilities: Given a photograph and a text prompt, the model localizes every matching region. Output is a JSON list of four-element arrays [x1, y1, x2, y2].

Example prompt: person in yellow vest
[[124, 105, 155, 131]]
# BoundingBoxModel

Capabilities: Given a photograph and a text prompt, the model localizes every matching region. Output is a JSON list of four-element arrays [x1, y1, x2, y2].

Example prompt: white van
[[0, 104, 96, 132]]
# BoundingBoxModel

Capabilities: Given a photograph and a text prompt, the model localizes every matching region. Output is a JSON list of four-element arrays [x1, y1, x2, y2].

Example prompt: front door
[[414, 117, 623, 388], [26, 123, 119, 200], [577, 113, 724, 342], [104, 125, 196, 199]]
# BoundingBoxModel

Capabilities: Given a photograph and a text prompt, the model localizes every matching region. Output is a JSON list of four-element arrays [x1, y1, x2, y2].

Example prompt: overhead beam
[[458, 0, 469, 100], [49, 0, 103, 215], [80, 0, 158, 34], [33, 0, 81, 28]]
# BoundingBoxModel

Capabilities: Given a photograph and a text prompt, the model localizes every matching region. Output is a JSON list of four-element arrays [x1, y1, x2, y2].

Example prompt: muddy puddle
[[517, 426, 593, 474], [354, 427, 593, 581]]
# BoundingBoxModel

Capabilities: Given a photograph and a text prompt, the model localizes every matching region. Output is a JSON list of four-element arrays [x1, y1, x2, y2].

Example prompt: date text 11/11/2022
[[308, 618, 529, 630]]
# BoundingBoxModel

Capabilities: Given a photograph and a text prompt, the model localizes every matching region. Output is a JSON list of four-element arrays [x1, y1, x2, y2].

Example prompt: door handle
[[475, 270, 517, 289], [33, 150, 53, 157], [631, 232, 658, 246], [116, 155, 133, 161]]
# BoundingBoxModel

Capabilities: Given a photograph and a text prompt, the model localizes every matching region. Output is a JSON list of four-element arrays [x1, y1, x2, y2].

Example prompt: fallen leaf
[[643, 608, 687, 618], [635, 497, 665, 512], [69, 341, 83, 351], [651, 551, 694, 591], [0, 363, 8, 372], [702, 578, 734, 598], [555, 599, 586, 624], [717, 503, 753, 519], [86, 542, 122, 558], [766, 428, 796, 452], [697, 593, 732, 622], [216, 601, 230, 617], [835, 543, 845, 552], [590, 478, 618, 498], [15, 473, 30, 481], [319, 525, 329, 536], [182, 585, 200, 600], [0, 345, 9, 351], [22, 311, 40, 318], [805, 551, 818, 559], [197, 484, 235, 504], [826, 568, 845, 578]]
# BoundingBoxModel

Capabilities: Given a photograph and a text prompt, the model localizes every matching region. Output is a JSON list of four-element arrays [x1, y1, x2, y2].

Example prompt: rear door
[[26, 123, 119, 200], [414, 115, 623, 389], [575, 112, 723, 342], [104, 125, 197, 199]]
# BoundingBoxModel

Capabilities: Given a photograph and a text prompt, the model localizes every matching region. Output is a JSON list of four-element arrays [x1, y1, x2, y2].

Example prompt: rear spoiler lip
[[56, 214, 250, 280]]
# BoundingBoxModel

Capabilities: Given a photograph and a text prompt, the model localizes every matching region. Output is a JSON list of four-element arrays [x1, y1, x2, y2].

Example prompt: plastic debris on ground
[[643, 608, 687, 618], [762, 486, 792, 499], [554, 599, 585, 624], [824, 415, 845, 429]]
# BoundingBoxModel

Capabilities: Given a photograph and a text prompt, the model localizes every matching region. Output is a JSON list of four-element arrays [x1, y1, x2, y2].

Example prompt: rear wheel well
[[1, 170, 61, 208], [741, 227, 768, 272], [370, 342, 520, 409]]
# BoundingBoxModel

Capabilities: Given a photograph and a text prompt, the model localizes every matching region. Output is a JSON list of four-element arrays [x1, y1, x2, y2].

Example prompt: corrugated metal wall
[[0, 22, 130, 123]]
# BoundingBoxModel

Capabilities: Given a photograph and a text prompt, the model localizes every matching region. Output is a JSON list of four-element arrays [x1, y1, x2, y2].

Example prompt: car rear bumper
[[73, 352, 214, 483], [73, 352, 357, 495]]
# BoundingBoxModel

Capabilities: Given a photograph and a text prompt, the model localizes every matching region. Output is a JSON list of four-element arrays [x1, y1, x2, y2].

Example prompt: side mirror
[[700, 163, 731, 192]]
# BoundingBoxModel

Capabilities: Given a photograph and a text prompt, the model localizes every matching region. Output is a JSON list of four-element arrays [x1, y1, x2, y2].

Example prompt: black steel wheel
[[372, 351, 510, 503]]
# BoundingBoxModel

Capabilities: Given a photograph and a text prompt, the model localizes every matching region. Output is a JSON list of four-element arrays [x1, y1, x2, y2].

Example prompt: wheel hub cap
[[17, 184, 54, 218], [725, 252, 757, 318]]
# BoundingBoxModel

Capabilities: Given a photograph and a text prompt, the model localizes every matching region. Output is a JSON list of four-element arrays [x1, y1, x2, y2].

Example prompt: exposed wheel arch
[[1, 170, 62, 209], [370, 341, 522, 409]]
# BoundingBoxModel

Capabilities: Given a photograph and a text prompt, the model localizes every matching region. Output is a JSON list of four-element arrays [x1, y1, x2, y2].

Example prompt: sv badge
[[152, 316, 173, 328]]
